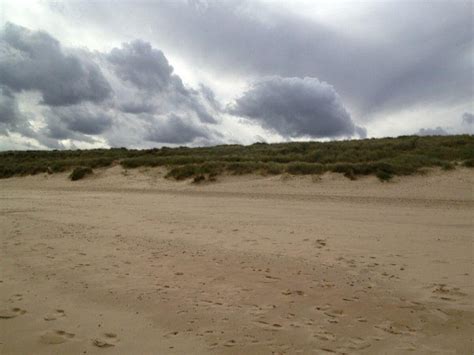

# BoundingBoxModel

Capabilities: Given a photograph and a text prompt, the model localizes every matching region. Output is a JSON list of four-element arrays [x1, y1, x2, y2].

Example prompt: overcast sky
[[0, 0, 472, 150]]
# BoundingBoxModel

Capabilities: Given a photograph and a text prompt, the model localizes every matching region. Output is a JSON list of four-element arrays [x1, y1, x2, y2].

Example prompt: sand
[[0, 166, 472, 354]]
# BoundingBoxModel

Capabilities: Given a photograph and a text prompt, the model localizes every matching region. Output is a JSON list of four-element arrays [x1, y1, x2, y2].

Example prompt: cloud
[[0, 23, 112, 106], [0, 87, 19, 125], [0, 87, 67, 149], [104, 39, 218, 124], [58, 1, 473, 118], [416, 127, 448, 136], [106, 39, 180, 93], [0, 24, 224, 148], [0, 86, 34, 136], [229, 76, 365, 138], [462, 112, 473, 125], [42, 103, 114, 140], [144, 113, 213, 144]]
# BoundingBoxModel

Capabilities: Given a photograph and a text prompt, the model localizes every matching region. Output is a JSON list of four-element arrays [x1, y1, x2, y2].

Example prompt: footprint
[[0, 307, 26, 319], [314, 330, 336, 341], [9, 293, 23, 302], [315, 239, 327, 248], [40, 330, 75, 344], [93, 332, 119, 348], [223, 339, 236, 347], [44, 309, 66, 321], [323, 309, 344, 318]]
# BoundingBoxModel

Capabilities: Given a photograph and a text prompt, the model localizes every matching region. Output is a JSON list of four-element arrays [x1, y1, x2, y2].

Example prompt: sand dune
[[0, 168, 472, 354]]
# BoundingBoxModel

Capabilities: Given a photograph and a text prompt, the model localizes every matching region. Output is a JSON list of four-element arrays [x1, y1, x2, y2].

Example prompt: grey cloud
[[0, 87, 18, 124], [462, 112, 473, 125], [119, 100, 156, 115], [106, 40, 218, 124], [107, 40, 177, 92], [0, 87, 65, 149], [0, 23, 111, 106], [44, 104, 114, 137], [60, 1, 473, 118], [199, 84, 221, 111], [416, 127, 448, 136], [229, 76, 365, 138], [0, 86, 34, 136], [145, 114, 212, 144], [0, 24, 224, 148]]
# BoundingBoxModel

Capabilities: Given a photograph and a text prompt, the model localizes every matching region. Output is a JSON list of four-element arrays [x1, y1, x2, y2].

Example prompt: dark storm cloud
[[0, 86, 65, 148], [229, 77, 365, 138], [44, 104, 114, 138], [462, 112, 474, 125], [105, 39, 218, 124], [144, 114, 212, 144], [0, 86, 35, 137], [0, 23, 112, 106], [0, 23, 223, 148], [417, 127, 448, 136], [118, 100, 156, 115], [64, 0, 472, 118], [107, 40, 179, 92], [0, 87, 18, 125]]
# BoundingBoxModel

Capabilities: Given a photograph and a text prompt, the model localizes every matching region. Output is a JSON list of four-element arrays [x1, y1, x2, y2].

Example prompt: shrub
[[165, 165, 199, 180], [343, 169, 357, 180], [69, 166, 93, 181], [441, 162, 455, 171], [463, 159, 474, 168], [193, 175, 206, 184], [286, 162, 324, 175], [376, 170, 393, 182]]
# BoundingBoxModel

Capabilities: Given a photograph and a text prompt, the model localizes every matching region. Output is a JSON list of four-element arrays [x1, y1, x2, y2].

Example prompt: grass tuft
[[69, 166, 93, 181]]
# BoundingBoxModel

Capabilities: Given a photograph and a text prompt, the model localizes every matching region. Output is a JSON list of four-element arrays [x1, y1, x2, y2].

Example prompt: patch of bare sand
[[0, 167, 472, 354]]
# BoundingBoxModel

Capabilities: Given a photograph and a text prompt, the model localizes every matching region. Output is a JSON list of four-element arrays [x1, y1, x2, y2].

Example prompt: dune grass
[[69, 166, 93, 181], [0, 135, 472, 181]]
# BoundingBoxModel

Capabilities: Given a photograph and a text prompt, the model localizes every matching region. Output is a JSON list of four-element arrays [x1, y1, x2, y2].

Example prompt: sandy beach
[[0, 167, 472, 354]]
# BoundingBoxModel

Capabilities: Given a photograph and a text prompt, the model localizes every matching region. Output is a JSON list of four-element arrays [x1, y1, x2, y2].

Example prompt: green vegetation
[[69, 166, 93, 181], [0, 135, 472, 182]]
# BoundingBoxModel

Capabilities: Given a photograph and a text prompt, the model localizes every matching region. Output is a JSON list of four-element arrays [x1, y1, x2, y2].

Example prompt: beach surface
[[0, 167, 473, 354]]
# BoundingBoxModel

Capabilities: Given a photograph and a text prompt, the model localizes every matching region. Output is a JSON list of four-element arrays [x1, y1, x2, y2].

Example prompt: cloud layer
[[1, 0, 472, 151], [0, 23, 230, 148], [0, 22, 371, 149], [57, 0, 472, 118]]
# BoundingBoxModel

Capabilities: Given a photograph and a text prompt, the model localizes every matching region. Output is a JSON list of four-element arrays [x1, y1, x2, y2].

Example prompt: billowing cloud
[[0, 87, 19, 125], [0, 23, 225, 148], [104, 39, 218, 124], [43, 103, 114, 140], [229, 77, 365, 138], [0, 86, 35, 137], [145, 114, 213, 144], [107, 40, 181, 93], [0, 23, 112, 106]]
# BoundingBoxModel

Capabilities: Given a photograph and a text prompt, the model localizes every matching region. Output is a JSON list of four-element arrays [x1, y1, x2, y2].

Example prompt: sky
[[0, 0, 472, 150]]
